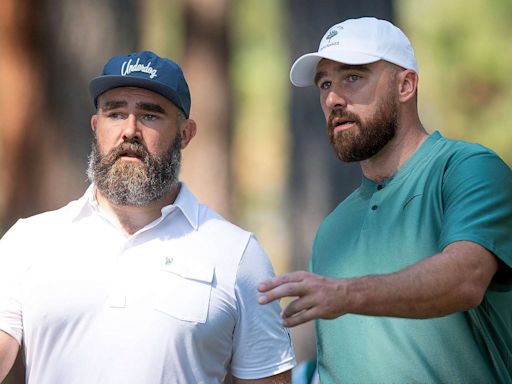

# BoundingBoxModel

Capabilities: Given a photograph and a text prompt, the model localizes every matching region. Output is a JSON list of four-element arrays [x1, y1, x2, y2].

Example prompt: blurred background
[[1, 0, 511, 382]]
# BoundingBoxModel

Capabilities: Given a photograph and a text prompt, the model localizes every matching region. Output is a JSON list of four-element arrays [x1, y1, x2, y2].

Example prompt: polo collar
[[162, 183, 199, 230], [70, 182, 200, 230], [360, 131, 443, 193], [68, 184, 97, 222]]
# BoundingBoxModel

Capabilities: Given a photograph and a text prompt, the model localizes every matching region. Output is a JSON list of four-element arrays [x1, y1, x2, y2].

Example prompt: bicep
[[0, 330, 20, 382], [233, 370, 291, 384]]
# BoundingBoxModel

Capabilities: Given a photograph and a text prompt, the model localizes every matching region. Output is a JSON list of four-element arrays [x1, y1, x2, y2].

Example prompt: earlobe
[[180, 119, 197, 149], [398, 70, 418, 103]]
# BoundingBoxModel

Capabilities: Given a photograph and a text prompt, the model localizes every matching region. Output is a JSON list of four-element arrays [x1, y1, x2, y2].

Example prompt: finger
[[257, 277, 281, 293], [282, 309, 316, 328], [257, 271, 309, 292], [258, 281, 306, 305], [281, 296, 314, 319]]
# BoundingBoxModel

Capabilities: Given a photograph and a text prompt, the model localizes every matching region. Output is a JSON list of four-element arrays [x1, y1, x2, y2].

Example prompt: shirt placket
[[107, 237, 137, 309], [361, 183, 385, 233]]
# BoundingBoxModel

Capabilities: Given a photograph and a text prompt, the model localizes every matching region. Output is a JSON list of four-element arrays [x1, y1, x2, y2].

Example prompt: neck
[[95, 183, 181, 236], [360, 121, 428, 182]]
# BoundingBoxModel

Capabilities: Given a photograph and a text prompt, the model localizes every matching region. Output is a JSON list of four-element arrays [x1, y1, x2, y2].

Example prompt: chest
[[313, 173, 445, 277], [20, 226, 238, 353]]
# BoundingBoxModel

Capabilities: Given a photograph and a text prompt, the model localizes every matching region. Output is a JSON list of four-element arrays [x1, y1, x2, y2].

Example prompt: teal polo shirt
[[311, 131, 512, 384]]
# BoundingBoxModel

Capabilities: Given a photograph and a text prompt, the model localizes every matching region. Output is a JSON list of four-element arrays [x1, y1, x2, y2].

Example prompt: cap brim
[[89, 75, 187, 117], [289, 51, 381, 87]]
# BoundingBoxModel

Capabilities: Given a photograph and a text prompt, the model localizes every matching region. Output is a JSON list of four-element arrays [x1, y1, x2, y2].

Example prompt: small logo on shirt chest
[[165, 257, 174, 265], [403, 194, 423, 209]]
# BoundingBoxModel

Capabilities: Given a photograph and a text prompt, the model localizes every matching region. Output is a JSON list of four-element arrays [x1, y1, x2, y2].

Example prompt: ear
[[397, 70, 418, 103], [180, 119, 197, 149], [91, 114, 98, 133]]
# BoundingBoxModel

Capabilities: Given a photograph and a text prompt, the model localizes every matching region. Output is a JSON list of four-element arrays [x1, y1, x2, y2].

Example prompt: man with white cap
[[259, 17, 512, 383], [0, 51, 295, 383]]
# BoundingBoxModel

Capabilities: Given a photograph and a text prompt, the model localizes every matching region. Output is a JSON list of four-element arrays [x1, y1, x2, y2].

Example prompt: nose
[[122, 114, 141, 141], [325, 89, 347, 110]]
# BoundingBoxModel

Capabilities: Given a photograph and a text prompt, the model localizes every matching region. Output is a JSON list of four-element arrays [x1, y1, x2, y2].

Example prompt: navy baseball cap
[[89, 51, 191, 118]]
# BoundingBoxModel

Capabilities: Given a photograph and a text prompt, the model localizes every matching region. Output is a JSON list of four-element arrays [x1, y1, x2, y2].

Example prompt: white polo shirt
[[0, 184, 295, 383]]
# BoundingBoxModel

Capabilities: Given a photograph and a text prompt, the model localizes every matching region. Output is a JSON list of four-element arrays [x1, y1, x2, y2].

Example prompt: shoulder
[[194, 205, 274, 273], [196, 203, 252, 245], [438, 137, 510, 184], [435, 135, 508, 170], [176, 183, 252, 245], [409, 134, 511, 191], [2, 198, 83, 239]]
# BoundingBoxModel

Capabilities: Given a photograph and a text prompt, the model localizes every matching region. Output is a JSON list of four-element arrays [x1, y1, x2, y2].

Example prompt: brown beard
[[86, 134, 182, 206], [328, 87, 398, 162]]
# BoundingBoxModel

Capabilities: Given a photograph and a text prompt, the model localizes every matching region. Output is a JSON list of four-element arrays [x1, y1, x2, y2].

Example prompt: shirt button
[[371, 205, 378, 211], [377, 184, 383, 190]]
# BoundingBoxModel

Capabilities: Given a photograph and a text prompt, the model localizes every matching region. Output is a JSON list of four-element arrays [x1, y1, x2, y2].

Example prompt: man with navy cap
[[0, 51, 294, 383], [259, 17, 512, 383]]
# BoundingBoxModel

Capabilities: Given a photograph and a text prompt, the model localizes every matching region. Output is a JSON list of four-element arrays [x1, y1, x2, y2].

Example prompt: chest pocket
[[154, 260, 214, 323]]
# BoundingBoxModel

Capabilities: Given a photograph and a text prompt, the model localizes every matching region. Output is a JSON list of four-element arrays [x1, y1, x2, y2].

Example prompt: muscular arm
[[233, 370, 291, 384], [258, 241, 498, 327], [0, 330, 19, 382]]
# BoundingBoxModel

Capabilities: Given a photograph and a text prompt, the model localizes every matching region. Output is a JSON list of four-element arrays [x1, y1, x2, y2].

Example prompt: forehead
[[97, 87, 178, 112]]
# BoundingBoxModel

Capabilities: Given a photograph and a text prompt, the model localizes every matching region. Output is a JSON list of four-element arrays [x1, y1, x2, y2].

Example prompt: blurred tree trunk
[[0, 0, 47, 234], [181, 0, 233, 218], [0, 0, 139, 382], [287, 0, 394, 363]]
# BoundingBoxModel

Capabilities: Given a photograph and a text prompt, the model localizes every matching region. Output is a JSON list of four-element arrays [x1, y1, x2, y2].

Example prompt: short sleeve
[[231, 235, 296, 379], [0, 220, 27, 345], [440, 148, 512, 268]]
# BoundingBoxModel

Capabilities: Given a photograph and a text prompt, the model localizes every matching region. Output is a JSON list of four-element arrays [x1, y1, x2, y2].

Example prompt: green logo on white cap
[[326, 30, 338, 42]]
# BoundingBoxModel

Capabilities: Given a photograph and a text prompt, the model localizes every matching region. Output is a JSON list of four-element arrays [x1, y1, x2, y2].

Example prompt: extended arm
[[0, 330, 19, 382], [258, 241, 498, 327], [233, 370, 291, 384]]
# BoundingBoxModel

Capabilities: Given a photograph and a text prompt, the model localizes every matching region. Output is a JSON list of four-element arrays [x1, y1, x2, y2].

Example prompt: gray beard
[[86, 134, 182, 206]]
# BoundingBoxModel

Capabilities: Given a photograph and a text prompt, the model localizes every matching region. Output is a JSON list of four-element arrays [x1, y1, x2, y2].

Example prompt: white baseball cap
[[290, 17, 418, 87]]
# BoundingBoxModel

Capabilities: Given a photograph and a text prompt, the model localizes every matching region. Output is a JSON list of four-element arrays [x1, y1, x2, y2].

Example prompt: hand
[[258, 271, 346, 327]]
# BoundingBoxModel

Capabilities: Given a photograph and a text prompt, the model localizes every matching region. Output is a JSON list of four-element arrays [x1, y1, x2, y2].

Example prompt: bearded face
[[327, 83, 398, 162], [87, 133, 182, 206]]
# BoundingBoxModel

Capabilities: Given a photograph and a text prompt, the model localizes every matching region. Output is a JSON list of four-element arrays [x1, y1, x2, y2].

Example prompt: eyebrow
[[100, 100, 127, 111], [314, 63, 371, 85], [136, 102, 167, 115], [99, 100, 167, 115]]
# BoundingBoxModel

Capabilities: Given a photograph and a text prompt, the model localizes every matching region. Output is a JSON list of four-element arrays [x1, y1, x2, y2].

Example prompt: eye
[[346, 74, 361, 83], [318, 80, 331, 90], [142, 114, 158, 122], [108, 112, 125, 120]]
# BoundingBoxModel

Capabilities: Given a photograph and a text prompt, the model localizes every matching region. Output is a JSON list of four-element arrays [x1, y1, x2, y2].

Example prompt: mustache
[[107, 140, 149, 161], [328, 109, 361, 129]]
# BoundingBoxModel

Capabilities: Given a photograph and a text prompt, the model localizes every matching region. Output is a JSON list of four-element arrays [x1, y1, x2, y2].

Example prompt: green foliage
[[397, 0, 512, 164], [230, 0, 291, 272], [140, 0, 183, 60]]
